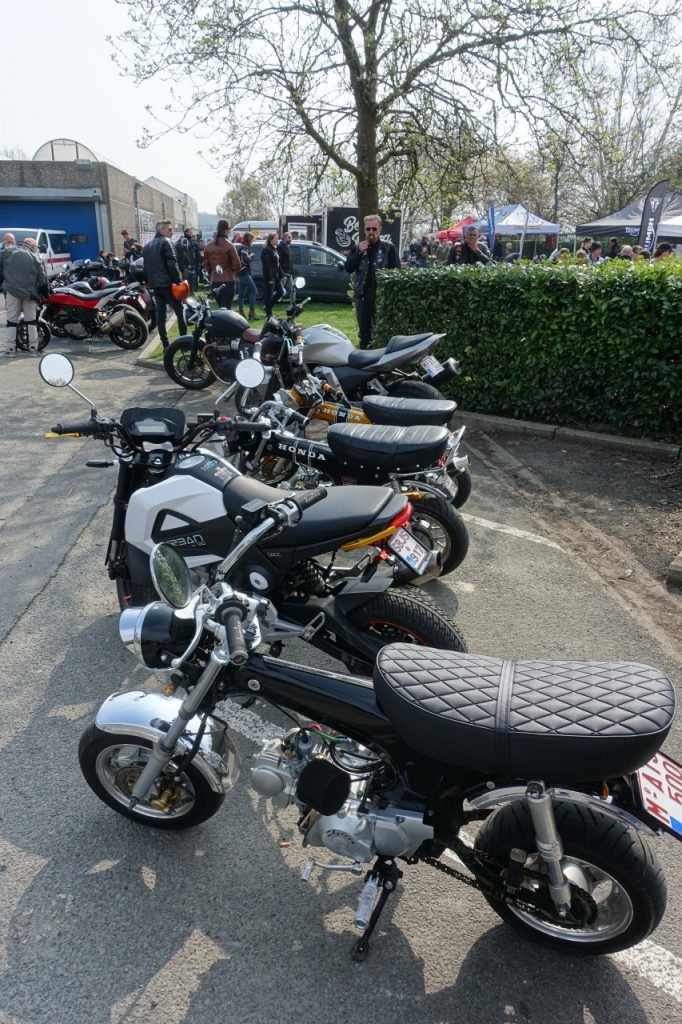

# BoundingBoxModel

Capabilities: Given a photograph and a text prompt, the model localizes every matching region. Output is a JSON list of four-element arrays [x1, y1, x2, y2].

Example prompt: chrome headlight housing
[[119, 602, 195, 669]]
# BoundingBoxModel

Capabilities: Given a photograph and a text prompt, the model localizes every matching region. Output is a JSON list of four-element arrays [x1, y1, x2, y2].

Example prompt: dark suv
[[250, 240, 351, 303]]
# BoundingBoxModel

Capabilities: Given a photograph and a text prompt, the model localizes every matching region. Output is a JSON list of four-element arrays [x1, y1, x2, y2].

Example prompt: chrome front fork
[[525, 781, 572, 915]]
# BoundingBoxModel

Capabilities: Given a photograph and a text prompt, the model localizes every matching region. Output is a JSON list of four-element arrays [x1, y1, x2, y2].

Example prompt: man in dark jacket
[[175, 228, 200, 292], [458, 226, 490, 265], [1, 237, 47, 355], [276, 232, 293, 302], [143, 221, 186, 349], [344, 214, 399, 348]]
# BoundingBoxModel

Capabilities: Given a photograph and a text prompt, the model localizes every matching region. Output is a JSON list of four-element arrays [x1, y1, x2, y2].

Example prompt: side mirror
[[39, 353, 75, 387], [149, 543, 193, 608], [235, 358, 266, 389]]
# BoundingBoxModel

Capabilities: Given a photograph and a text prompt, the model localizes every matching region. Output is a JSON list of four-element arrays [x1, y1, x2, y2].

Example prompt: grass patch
[[146, 294, 358, 362]]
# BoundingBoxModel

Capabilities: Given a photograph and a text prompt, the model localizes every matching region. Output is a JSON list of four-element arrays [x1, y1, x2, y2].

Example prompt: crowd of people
[[0, 232, 48, 355]]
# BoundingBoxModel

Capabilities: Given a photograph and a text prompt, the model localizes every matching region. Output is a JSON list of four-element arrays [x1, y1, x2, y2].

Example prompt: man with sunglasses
[[344, 214, 399, 348]]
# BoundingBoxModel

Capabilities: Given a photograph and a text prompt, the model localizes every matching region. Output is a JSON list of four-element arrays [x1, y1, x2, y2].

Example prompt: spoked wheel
[[408, 494, 469, 574], [78, 725, 225, 829], [473, 800, 666, 954], [164, 338, 216, 389], [110, 309, 149, 350], [346, 590, 467, 675], [15, 318, 51, 352]]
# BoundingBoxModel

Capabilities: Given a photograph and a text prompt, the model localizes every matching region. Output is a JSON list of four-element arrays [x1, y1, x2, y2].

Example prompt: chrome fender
[[467, 785, 658, 837], [95, 690, 240, 795]]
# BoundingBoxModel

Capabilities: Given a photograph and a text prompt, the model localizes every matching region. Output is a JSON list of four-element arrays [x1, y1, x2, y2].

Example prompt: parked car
[[250, 240, 351, 303], [0, 228, 71, 279]]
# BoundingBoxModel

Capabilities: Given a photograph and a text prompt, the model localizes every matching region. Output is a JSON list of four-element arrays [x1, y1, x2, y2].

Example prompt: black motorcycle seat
[[384, 333, 434, 354], [222, 476, 406, 546], [374, 644, 676, 782], [347, 347, 388, 368], [362, 395, 457, 427], [73, 286, 122, 300], [327, 423, 449, 472]]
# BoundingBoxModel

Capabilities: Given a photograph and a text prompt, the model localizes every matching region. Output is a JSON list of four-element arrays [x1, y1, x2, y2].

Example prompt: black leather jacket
[[344, 240, 398, 297], [142, 234, 182, 288]]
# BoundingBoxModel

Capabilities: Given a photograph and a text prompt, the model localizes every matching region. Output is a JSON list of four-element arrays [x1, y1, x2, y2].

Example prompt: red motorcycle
[[41, 281, 150, 349]]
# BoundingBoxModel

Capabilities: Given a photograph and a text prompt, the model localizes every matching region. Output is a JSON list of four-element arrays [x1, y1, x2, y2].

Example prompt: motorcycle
[[78, 535, 680, 962], [41, 279, 149, 349], [52, 274, 157, 332], [221, 362, 470, 575], [39, 352, 467, 674]]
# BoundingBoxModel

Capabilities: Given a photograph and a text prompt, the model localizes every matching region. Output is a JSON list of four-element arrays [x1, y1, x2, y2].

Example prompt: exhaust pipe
[[101, 308, 127, 333]]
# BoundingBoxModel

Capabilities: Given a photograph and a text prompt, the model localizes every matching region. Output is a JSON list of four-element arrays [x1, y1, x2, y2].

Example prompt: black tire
[[15, 318, 51, 352], [109, 309, 149, 350], [408, 493, 469, 574], [473, 800, 666, 954], [449, 466, 472, 509], [115, 575, 156, 611], [164, 337, 216, 390], [79, 724, 225, 829], [387, 379, 444, 401], [347, 589, 467, 673]]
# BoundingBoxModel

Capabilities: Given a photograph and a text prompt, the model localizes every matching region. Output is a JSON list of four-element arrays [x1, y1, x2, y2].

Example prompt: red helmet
[[171, 280, 191, 301]]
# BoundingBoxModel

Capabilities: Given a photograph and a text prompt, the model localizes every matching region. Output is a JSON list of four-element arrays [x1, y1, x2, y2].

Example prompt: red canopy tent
[[437, 216, 476, 242]]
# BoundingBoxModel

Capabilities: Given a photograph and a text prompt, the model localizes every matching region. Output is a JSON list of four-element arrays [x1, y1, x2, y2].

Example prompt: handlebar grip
[[291, 487, 327, 517], [220, 603, 249, 665], [50, 421, 95, 436]]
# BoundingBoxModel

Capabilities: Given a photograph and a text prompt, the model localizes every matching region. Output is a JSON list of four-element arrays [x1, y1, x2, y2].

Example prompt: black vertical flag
[[638, 180, 669, 251]]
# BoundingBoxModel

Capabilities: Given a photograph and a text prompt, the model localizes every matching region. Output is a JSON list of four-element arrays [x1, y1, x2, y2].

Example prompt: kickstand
[[350, 858, 402, 963]]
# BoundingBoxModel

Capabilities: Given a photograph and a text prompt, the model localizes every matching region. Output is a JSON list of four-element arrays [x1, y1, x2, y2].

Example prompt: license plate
[[440, 470, 457, 498], [635, 751, 682, 836], [388, 527, 431, 574], [420, 355, 443, 377]]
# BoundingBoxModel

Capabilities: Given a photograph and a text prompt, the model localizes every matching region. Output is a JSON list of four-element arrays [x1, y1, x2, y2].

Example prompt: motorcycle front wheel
[[109, 309, 149, 350], [407, 493, 469, 574], [164, 338, 216, 389], [448, 466, 472, 509], [346, 590, 466, 674], [15, 318, 51, 352], [473, 800, 666, 954], [78, 725, 225, 829]]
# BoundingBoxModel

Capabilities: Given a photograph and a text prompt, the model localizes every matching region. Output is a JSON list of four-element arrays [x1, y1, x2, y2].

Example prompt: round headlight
[[119, 602, 195, 669]]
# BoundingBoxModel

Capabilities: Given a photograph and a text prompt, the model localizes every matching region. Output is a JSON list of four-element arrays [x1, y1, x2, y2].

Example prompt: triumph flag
[[638, 180, 669, 251]]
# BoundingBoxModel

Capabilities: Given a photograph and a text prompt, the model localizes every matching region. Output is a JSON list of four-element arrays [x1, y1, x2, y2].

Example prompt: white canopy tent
[[473, 204, 560, 235]]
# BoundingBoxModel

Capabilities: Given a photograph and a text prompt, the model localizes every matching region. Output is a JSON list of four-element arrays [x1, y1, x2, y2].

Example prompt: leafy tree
[[115, 0, 674, 221], [217, 165, 274, 223]]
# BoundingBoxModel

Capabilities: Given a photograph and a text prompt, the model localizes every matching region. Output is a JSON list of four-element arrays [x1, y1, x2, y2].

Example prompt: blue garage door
[[0, 200, 100, 261]]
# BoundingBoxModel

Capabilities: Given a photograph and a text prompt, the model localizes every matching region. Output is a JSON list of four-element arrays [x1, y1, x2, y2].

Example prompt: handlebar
[[289, 486, 327, 518], [217, 600, 249, 665], [50, 420, 97, 436]]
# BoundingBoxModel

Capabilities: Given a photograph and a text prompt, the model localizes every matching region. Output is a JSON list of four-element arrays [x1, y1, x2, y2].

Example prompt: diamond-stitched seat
[[361, 395, 457, 428], [374, 644, 676, 780]]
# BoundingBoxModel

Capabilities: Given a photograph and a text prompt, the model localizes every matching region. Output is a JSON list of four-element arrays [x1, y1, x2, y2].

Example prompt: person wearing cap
[[587, 241, 605, 265], [0, 236, 47, 355]]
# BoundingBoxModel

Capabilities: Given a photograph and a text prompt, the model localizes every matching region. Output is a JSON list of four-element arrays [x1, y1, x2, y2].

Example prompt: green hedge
[[374, 260, 682, 441]]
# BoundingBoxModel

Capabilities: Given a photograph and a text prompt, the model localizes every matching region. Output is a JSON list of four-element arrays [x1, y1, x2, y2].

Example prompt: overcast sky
[[3, 0, 227, 213]]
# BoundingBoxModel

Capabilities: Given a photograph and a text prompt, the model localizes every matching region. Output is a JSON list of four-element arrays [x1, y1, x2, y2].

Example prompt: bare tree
[[0, 146, 28, 160], [114, 0, 674, 221]]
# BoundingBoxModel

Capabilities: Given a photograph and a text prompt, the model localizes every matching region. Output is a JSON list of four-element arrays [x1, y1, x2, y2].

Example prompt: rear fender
[[94, 690, 240, 794]]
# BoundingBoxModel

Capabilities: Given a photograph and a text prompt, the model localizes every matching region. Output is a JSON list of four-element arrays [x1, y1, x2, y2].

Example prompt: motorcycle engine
[[62, 320, 89, 338], [250, 730, 433, 863]]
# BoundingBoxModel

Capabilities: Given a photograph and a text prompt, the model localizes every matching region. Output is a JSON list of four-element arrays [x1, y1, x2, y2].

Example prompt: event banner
[[638, 180, 669, 251]]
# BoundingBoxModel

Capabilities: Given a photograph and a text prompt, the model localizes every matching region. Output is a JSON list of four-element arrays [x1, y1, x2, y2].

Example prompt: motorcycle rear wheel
[[110, 309, 149, 350], [347, 590, 466, 674], [408, 494, 469, 574], [164, 338, 216, 389], [448, 466, 472, 509], [473, 800, 666, 954], [387, 379, 444, 401], [79, 725, 224, 829]]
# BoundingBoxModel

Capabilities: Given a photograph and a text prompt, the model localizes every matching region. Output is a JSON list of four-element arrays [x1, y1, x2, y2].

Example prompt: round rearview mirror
[[294, 276, 306, 289], [149, 543, 193, 609], [39, 353, 75, 388], [235, 358, 266, 389]]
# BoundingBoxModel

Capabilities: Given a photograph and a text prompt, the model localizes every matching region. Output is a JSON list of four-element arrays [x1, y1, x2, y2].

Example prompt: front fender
[[95, 690, 240, 795]]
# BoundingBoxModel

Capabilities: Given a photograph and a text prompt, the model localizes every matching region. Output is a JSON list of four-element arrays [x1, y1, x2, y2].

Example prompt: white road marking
[[460, 512, 565, 551], [219, 700, 682, 1001]]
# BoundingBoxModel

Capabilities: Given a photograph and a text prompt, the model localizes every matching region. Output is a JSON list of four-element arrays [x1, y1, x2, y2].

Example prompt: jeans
[[237, 274, 257, 315], [152, 287, 186, 348]]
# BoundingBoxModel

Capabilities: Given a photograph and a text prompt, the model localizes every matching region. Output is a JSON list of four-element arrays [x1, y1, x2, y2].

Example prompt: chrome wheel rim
[[174, 352, 210, 384], [95, 743, 196, 820], [510, 854, 634, 943], [411, 510, 452, 562]]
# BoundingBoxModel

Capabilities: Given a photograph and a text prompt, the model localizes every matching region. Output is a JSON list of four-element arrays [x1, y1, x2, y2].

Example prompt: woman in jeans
[[236, 232, 259, 320], [260, 232, 280, 317]]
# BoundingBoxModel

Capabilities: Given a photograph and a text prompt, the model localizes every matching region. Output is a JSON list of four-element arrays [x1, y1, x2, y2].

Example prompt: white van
[[0, 228, 72, 278]]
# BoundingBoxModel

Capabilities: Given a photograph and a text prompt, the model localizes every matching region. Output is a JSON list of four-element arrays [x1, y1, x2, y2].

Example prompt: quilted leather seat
[[362, 395, 457, 427], [374, 644, 676, 781], [327, 423, 449, 472]]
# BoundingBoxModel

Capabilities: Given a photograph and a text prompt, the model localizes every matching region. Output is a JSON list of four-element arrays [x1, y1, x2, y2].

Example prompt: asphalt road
[[0, 340, 680, 1024]]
